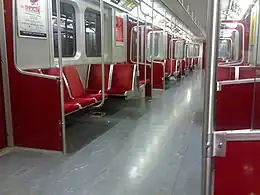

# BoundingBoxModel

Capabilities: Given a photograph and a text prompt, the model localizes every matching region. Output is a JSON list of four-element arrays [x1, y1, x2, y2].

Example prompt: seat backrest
[[87, 64, 110, 90], [111, 63, 135, 90], [239, 67, 256, 79], [63, 66, 85, 98], [42, 68, 71, 101], [217, 66, 235, 81]]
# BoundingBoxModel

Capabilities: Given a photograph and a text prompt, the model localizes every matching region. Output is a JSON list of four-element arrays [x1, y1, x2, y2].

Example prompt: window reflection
[[85, 8, 102, 57], [52, 1, 76, 57]]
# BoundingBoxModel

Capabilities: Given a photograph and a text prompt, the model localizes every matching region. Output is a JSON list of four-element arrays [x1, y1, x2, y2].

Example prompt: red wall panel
[[0, 53, 6, 150], [4, 0, 62, 151], [202, 42, 206, 70], [152, 62, 164, 89], [215, 141, 260, 195], [216, 83, 254, 131]]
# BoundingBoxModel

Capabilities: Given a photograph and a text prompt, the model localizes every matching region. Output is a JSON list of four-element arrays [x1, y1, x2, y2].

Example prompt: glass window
[[52, 1, 76, 57], [174, 41, 184, 59], [147, 32, 160, 58], [218, 39, 232, 59], [85, 8, 102, 57]]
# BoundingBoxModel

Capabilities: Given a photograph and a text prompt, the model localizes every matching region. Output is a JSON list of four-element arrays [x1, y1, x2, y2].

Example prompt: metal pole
[[151, 0, 154, 96], [137, 5, 140, 89], [201, 0, 221, 194], [144, 16, 147, 86], [56, 0, 66, 154], [163, 10, 166, 89], [95, 0, 105, 108]]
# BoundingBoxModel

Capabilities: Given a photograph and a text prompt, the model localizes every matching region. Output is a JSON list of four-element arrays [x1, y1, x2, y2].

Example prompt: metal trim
[[214, 129, 260, 141], [132, 64, 137, 91], [0, 0, 14, 147], [86, 64, 91, 89], [218, 78, 260, 87], [235, 66, 239, 80], [108, 64, 114, 90]]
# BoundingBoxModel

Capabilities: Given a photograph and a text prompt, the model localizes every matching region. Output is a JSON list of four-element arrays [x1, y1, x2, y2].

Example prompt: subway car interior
[[0, 0, 260, 194]]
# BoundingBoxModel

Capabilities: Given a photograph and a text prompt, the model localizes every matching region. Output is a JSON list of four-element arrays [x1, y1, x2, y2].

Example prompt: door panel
[[215, 141, 260, 195], [0, 53, 6, 149]]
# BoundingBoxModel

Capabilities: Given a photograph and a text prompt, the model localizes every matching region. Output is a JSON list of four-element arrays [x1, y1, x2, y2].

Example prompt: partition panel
[[4, 0, 63, 151]]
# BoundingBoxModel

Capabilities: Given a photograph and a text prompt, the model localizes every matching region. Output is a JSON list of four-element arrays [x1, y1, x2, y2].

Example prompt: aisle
[[0, 71, 203, 195]]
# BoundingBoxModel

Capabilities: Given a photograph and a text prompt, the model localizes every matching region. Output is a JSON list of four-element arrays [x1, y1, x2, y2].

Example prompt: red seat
[[63, 66, 107, 105], [108, 63, 135, 96], [86, 64, 110, 94], [64, 103, 80, 115], [43, 68, 81, 115]]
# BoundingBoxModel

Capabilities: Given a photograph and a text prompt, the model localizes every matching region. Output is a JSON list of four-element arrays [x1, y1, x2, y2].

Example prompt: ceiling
[[160, 0, 254, 39], [160, 0, 208, 39]]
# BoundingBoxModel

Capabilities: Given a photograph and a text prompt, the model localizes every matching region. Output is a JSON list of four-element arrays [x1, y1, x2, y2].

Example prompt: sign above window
[[110, 0, 137, 11]]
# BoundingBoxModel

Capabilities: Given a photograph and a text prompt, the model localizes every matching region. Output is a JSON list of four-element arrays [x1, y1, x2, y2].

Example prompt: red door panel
[[0, 53, 7, 149], [215, 141, 260, 195]]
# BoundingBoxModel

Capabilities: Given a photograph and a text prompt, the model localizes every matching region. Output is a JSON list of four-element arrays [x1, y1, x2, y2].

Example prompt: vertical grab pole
[[137, 4, 140, 89], [170, 16, 173, 75], [95, 0, 105, 108], [56, 0, 66, 153], [163, 10, 166, 90], [151, 0, 154, 96], [144, 16, 147, 87], [201, 0, 220, 194]]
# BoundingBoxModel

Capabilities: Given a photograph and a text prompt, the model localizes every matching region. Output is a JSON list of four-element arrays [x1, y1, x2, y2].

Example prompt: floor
[[0, 70, 203, 195]]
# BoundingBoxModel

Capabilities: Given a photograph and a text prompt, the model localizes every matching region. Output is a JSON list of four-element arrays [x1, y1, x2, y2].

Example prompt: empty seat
[[63, 66, 108, 104], [43, 68, 80, 115], [108, 63, 135, 95], [86, 64, 110, 94]]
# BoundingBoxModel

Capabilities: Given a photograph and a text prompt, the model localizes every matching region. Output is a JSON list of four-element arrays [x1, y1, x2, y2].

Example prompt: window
[[218, 39, 232, 59], [85, 8, 102, 57], [52, 1, 76, 57], [174, 41, 184, 59], [147, 32, 160, 58]]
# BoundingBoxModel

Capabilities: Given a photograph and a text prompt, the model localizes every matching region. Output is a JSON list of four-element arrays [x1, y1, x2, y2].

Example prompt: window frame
[[84, 7, 102, 58], [52, 1, 77, 58]]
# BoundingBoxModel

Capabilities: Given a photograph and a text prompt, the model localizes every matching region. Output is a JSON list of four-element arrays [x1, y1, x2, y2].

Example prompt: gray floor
[[0, 71, 203, 195]]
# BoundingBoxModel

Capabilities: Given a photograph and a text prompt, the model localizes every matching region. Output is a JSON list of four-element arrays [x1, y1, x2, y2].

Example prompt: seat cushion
[[74, 97, 96, 108], [64, 103, 79, 115]]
